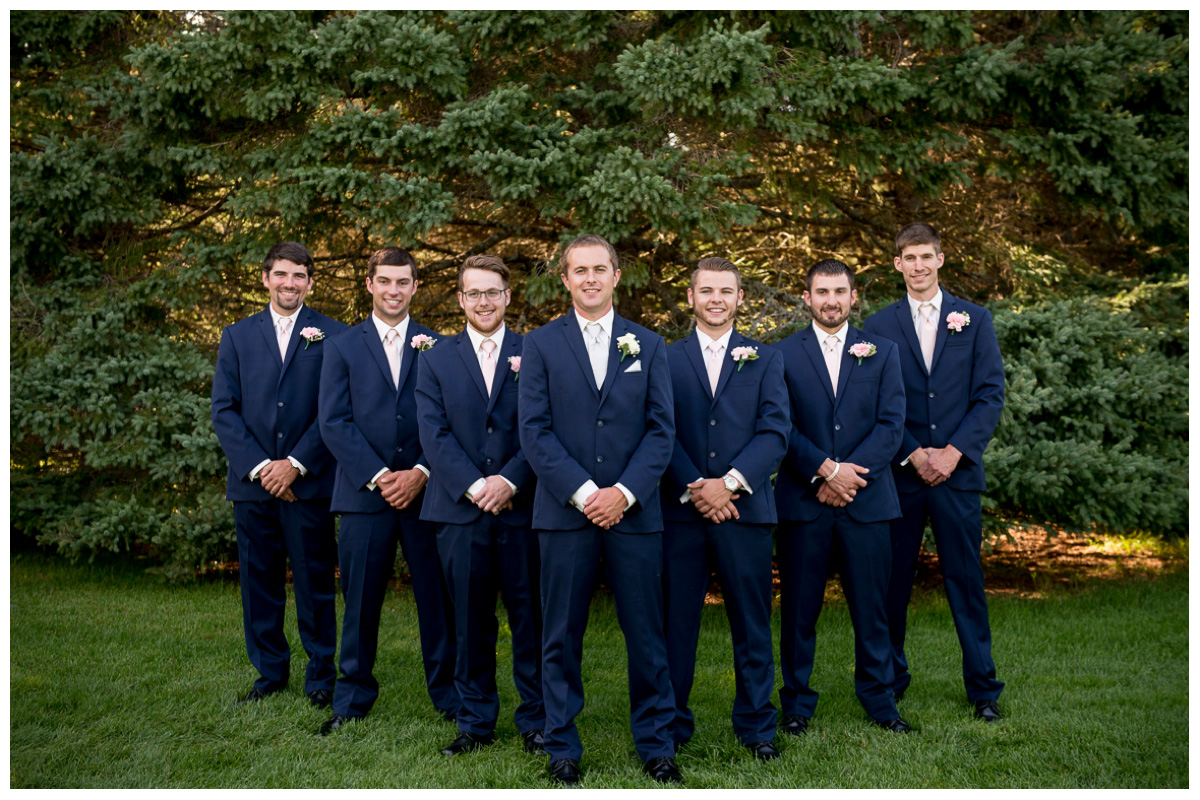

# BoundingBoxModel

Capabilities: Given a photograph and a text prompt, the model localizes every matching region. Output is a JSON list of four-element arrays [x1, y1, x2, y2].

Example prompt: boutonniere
[[410, 333, 437, 351], [848, 341, 877, 365], [730, 346, 759, 372], [616, 333, 640, 362], [946, 311, 971, 334], [508, 355, 521, 381], [299, 327, 325, 349]]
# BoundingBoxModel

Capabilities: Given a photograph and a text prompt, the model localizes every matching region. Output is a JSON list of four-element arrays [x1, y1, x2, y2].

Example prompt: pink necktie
[[919, 303, 936, 371], [277, 317, 292, 361], [385, 329, 401, 388], [480, 338, 497, 394], [824, 335, 840, 396], [706, 343, 722, 396]]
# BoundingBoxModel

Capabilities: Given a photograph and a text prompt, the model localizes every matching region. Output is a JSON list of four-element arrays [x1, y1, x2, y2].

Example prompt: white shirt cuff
[[571, 480, 600, 511], [414, 464, 431, 478], [680, 476, 705, 504], [499, 475, 517, 493], [727, 468, 752, 494], [249, 459, 270, 481], [465, 477, 486, 500], [287, 456, 308, 477], [614, 482, 636, 511], [367, 467, 389, 491]]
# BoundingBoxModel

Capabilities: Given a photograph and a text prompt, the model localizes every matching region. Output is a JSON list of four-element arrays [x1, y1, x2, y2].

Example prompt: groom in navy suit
[[212, 241, 345, 707], [416, 254, 545, 757], [863, 223, 1005, 722], [660, 257, 789, 760], [774, 259, 911, 734], [518, 234, 680, 785], [316, 247, 457, 734]]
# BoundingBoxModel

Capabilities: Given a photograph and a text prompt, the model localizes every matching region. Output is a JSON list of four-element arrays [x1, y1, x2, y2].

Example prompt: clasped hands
[[377, 468, 428, 510], [908, 445, 961, 487], [472, 475, 515, 515], [686, 478, 740, 524], [817, 459, 869, 507], [259, 459, 299, 502]]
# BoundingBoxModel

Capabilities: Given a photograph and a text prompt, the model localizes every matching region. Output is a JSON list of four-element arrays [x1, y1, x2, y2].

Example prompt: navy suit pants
[[333, 508, 458, 719], [234, 498, 338, 694], [538, 527, 676, 763], [663, 520, 776, 746], [777, 509, 899, 721], [436, 516, 544, 737], [888, 485, 1003, 701]]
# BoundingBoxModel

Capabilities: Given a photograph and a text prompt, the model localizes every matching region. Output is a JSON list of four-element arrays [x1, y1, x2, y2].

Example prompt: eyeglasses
[[461, 289, 507, 303]]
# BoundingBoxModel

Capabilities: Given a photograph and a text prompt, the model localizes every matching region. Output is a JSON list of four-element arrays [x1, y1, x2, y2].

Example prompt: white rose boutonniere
[[616, 333, 640, 362]]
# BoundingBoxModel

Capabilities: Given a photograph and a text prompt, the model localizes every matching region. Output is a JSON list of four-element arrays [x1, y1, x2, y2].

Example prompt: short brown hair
[[806, 258, 856, 291], [559, 234, 618, 275], [458, 254, 510, 291], [367, 247, 417, 281], [895, 222, 941, 256], [691, 256, 742, 292], [263, 241, 314, 278]]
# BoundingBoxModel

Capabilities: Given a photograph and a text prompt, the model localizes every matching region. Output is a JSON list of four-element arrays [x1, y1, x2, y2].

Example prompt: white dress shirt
[[462, 324, 518, 501], [249, 304, 308, 482], [678, 326, 752, 504], [901, 288, 944, 466], [810, 319, 848, 484], [367, 313, 430, 490]]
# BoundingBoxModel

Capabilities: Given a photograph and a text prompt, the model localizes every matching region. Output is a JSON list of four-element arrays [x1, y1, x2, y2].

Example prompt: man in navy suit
[[316, 247, 457, 734], [212, 241, 345, 708], [518, 234, 680, 785], [660, 257, 789, 760], [774, 259, 911, 734], [416, 254, 545, 757], [862, 223, 1006, 722]]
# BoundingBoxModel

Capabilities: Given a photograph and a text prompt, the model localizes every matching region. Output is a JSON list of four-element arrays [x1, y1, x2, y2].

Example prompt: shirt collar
[[812, 320, 849, 342], [372, 312, 410, 344], [466, 323, 506, 353], [575, 306, 615, 336], [907, 288, 943, 321], [269, 304, 303, 329], [696, 326, 734, 353]]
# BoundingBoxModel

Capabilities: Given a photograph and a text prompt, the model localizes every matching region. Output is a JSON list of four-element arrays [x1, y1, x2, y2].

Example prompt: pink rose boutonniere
[[508, 355, 521, 381], [299, 327, 325, 349], [730, 346, 759, 372], [848, 341, 877, 365], [410, 333, 437, 351], [946, 311, 971, 334]]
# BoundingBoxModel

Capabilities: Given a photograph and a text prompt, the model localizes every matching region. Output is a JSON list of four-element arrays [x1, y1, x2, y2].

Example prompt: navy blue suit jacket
[[774, 325, 905, 524], [863, 292, 1005, 493], [661, 331, 789, 525], [318, 317, 438, 514], [212, 305, 347, 502], [518, 312, 674, 533], [416, 328, 534, 527]]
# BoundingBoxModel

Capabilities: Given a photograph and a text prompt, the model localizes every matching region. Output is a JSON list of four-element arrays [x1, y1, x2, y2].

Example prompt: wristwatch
[[722, 474, 739, 492]]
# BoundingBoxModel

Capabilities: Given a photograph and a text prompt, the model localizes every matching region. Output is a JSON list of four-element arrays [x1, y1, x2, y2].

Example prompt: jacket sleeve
[[211, 327, 270, 480], [318, 336, 388, 490], [615, 335, 676, 504], [845, 342, 906, 476], [415, 355, 484, 501], [727, 349, 790, 489], [517, 335, 593, 506], [947, 307, 1005, 465]]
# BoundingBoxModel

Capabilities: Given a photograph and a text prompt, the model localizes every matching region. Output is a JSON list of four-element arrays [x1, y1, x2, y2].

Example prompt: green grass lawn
[[9, 552, 1188, 788]]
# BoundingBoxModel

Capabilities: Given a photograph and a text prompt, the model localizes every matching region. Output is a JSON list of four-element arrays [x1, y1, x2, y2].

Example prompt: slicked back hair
[[806, 258, 856, 292], [263, 241, 314, 278], [458, 254, 510, 291], [895, 222, 941, 256], [691, 256, 742, 292], [367, 247, 418, 281], [559, 234, 618, 275]]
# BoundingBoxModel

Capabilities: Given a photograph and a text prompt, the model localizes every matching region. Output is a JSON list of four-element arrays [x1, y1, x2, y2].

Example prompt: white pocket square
[[624, 360, 642, 373]]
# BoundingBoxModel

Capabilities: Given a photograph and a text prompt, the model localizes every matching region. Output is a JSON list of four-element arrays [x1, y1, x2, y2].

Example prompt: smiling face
[[894, 243, 944, 301], [561, 243, 619, 321], [262, 258, 312, 316], [688, 269, 743, 338], [458, 267, 509, 336], [804, 272, 857, 334], [367, 263, 418, 327]]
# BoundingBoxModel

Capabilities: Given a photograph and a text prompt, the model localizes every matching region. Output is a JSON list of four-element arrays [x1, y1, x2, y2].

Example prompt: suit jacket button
[[396, 447, 403, 453], [596, 456, 604, 463], [709, 451, 716, 458], [396, 414, 403, 420], [834, 424, 841, 431], [929, 392, 935, 398], [277, 432, 284, 439], [597, 420, 604, 427], [486, 458, 493, 465], [487, 427, 493, 434], [277, 401, 284, 407], [930, 424, 937, 430], [710, 419, 717, 426]]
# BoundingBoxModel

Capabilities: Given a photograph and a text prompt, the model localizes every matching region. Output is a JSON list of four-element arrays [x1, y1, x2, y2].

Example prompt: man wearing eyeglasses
[[416, 255, 545, 757]]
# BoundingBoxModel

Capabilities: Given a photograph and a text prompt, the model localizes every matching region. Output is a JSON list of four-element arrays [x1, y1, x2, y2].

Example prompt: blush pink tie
[[919, 303, 936, 371], [277, 317, 292, 361], [385, 329, 401, 389], [706, 343, 723, 396], [480, 338, 497, 395]]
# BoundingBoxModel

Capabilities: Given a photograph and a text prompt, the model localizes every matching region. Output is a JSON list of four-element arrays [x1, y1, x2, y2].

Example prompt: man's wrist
[[249, 459, 271, 481], [286, 456, 307, 476]]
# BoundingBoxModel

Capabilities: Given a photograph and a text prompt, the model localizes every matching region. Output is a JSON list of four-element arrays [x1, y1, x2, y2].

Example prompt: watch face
[[724, 475, 738, 491]]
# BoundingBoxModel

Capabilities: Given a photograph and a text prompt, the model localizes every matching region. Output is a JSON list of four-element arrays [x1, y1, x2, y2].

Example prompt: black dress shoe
[[744, 740, 781, 761], [643, 756, 683, 784], [440, 731, 494, 756], [237, 686, 282, 704], [307, 689, 333, 709], [780, 714, 810, 736], [522, 729, 546, 753], [872, 717, 914, 733], [319, 714, 357, 736], [974, 699, 1002, 722], [549, 758, 581, 785]]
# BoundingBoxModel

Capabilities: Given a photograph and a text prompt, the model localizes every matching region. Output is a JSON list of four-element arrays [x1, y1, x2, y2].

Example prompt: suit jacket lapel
[[363, 321, 395, 391], [894, 299, 928, 377], [929, 291, 955, 374], [597, 315, 624, 407], [258, 308, 284, 369], [487, 334, 520, 416], [683, 331, 711, 398], [456, 330, 489, 402], [801, 328, 837, 406], [711, 331, 739, 405], [833, 327, 857, 408], [562, 315, 600, 398]]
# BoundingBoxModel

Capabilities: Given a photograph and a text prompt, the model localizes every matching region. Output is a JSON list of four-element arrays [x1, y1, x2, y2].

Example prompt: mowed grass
[[10, 553, 1188, 788]]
